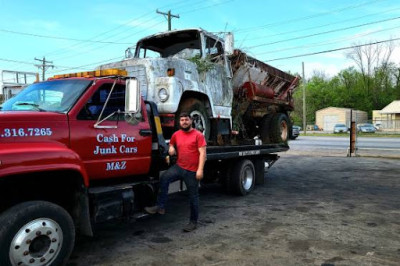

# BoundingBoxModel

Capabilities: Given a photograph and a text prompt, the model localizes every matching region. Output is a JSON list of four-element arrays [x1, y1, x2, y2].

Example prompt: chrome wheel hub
[[242, 167, 254, 191], [9, 218, 63, 266]]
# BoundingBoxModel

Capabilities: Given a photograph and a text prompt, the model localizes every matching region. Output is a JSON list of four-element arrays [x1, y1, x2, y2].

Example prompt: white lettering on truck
[[106, 161, 127, 171], [94, 133, 138, 155]]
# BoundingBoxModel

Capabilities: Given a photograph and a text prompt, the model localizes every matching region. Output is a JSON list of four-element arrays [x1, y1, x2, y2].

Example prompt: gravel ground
[[68, 154, 400, 266]]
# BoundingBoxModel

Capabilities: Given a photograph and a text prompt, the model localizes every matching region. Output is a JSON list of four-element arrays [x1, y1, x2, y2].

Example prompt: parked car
[[291, 125, 301, 139], [374, 122, 382, 130], [333, 124, 348, 133], [357, 123, 376, 133]]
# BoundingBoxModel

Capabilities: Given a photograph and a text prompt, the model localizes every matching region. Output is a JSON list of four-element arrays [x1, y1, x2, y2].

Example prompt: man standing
[[145, 112, 207, 232]]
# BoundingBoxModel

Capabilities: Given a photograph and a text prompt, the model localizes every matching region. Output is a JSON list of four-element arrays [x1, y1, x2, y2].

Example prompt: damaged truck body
[[99, 28, 299, 144]]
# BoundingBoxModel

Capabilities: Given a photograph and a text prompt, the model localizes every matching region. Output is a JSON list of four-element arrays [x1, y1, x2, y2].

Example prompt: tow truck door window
[[70, 80, 152, 180]]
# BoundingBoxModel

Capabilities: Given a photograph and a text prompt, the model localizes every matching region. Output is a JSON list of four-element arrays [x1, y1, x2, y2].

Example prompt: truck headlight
[[158, 88, 169, 102]]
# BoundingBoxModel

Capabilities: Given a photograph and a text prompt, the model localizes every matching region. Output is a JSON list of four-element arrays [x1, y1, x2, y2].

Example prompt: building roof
[[316, 107, 366, 113], [380, 100, 400, 114]]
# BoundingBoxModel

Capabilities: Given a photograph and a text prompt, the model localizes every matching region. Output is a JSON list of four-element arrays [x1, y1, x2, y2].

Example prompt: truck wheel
[[0, 201, 75, 266], [231, 159, 255, 196], [177, 98, 210, 140], [260, 114, 273, 144], [270, 113, 289, 143]]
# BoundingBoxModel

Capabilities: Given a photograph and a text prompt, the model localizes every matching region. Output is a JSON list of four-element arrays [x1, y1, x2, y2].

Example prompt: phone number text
[[0, 128, 53, 138]]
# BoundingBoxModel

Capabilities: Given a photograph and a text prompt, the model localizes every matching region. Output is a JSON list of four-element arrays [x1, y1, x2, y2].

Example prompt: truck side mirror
[[224, 33, 234, 56], [125, 78, 140, 114]]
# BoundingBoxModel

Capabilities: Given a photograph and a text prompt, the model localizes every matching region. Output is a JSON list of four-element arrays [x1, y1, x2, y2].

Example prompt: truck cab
[[0, 70, 155, 183], [0, 69, 168, 266]]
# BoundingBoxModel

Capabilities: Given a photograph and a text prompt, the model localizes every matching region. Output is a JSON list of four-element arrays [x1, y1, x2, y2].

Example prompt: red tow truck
[[0, 69, 287, 265]]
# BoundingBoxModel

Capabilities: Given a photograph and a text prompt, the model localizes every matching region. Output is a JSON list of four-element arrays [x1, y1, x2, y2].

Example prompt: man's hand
[[168, 145, 176, 156], [196, 146, 206, 180], [196, 169, 204, 180]]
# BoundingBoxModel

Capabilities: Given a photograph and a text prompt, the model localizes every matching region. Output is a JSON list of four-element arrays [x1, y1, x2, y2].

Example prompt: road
[[289, 136, 400, 158]]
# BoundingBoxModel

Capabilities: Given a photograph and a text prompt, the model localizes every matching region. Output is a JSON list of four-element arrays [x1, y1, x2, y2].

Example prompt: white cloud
[[303, 61, 354, 79]]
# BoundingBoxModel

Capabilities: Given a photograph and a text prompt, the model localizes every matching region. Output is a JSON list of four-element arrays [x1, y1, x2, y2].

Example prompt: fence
[[373, 118, 400, 134]]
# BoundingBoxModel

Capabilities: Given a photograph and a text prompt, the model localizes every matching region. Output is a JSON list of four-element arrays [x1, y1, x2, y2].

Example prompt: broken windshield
[[135, 30, 202, 59]]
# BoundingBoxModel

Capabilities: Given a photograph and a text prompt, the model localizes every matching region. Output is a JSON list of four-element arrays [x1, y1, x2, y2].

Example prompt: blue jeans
[[157, 164, 199, 223]]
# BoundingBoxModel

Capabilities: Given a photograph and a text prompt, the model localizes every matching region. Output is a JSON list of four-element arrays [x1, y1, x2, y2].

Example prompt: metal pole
[[168, 11, 171, 31], [302, 62, 306, 135], [349, 109, 353, 157], [42, 57, 46, 81], [156, 9, 179, 31], [34, 57, 54, 81]]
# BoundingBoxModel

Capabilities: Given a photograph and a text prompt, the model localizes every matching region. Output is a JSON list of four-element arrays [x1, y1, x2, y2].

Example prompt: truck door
[[69, 79, 152, 180], [203, 36, 233, 108]]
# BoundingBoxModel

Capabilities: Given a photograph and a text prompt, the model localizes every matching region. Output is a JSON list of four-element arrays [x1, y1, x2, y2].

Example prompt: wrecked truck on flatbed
[[98, 28, 299, 144]]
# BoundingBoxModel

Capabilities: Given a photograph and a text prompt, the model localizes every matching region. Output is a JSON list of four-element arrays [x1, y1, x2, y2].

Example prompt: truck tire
[[260, 114, 273, 144], [177, 98, 210, 140], [230, 159, 255, 196], [0, 201, 75, 266], [270, 113, 289, 143]]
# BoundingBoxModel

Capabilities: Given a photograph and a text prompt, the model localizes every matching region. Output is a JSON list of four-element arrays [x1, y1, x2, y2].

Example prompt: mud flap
[[253, 158, 265, 185]]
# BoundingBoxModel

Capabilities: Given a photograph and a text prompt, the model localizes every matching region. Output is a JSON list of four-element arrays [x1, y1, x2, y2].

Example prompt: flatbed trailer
[[201, 143, 287, 196]]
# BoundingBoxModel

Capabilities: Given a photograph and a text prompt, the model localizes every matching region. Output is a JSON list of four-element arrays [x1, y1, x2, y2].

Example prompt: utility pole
[[302, 62, 307, 135], [34, 57, 54, 81], [156, 9, 179, 31]]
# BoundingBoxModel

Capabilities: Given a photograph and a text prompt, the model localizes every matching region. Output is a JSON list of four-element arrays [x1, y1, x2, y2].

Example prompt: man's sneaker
[[183, 221, 197, 232], [144, 206, 165, 215]]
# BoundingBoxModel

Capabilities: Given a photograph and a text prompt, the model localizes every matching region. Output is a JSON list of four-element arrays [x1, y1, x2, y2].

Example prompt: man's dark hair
[[179, 112, 191, 119]]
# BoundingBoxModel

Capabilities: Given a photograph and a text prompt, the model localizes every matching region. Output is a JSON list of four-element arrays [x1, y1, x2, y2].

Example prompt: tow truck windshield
[[1, 79, 91, 113]]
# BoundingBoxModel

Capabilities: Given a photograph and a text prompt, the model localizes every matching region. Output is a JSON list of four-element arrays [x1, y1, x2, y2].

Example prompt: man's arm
[[196, 146, 206, 180]]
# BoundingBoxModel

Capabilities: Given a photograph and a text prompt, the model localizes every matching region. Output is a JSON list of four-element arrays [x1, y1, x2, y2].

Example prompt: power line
[[179, 0, 234, 14], [234, 0, 386, 33], [0, 29, 132, 44], [253, 24, 400, 56], [0, 58, 34, 65], [47, 56, 123, 74], [238, 6, 400, 43], [248, 15, 400, 49], [264, 37, 400, 62], [40, 0, 191, 57]]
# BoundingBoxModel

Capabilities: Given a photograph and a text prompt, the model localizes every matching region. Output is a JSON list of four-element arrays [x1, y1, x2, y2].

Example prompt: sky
[[0, 0, 399, 82]]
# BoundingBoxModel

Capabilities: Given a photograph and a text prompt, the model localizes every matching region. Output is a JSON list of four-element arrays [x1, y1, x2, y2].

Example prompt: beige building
[[1, 70, 37, 103], [373, 100, 400, 131], [316, 107, 367, 132]]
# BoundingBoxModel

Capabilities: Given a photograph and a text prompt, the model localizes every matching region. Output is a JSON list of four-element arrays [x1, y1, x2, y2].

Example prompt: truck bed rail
[[206, 143, 288, 161]]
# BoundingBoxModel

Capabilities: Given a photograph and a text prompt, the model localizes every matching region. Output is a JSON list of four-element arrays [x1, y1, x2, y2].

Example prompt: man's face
[[179, 116, 192, 131]]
